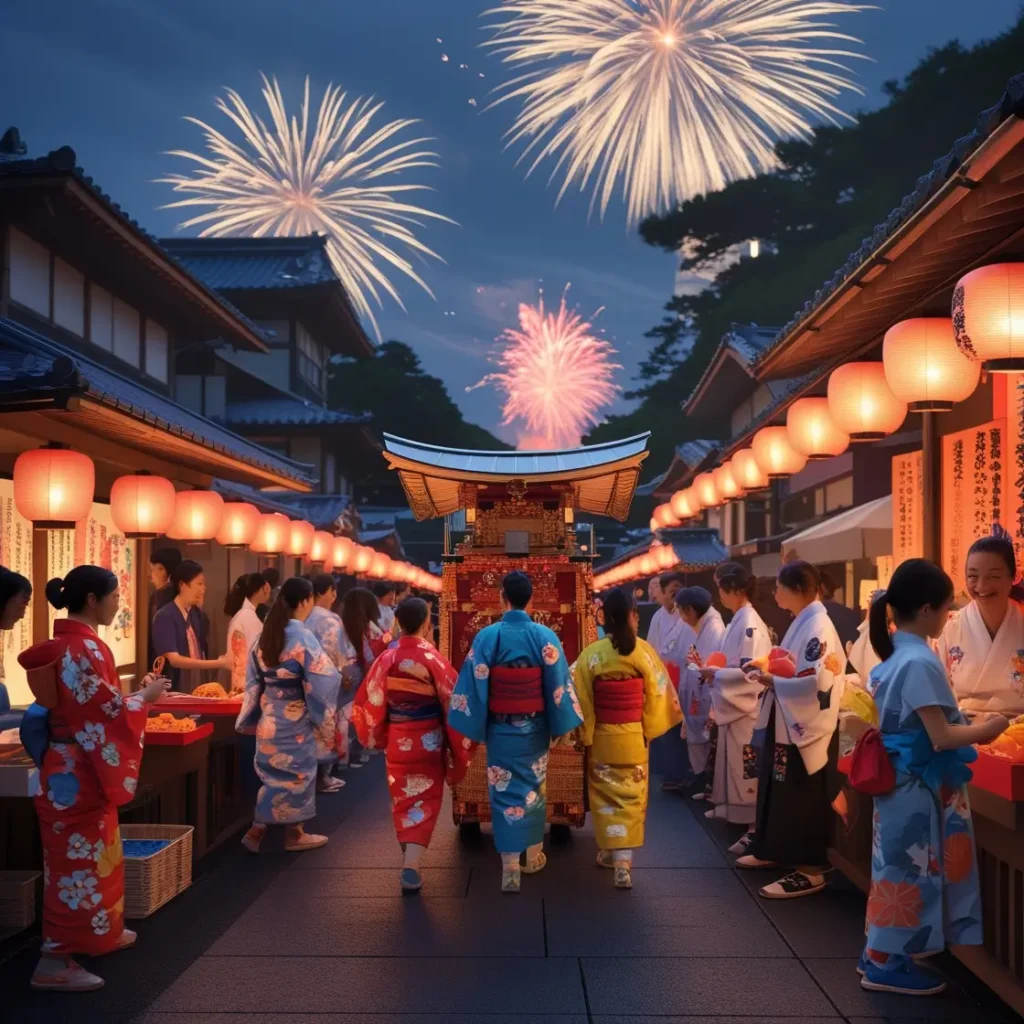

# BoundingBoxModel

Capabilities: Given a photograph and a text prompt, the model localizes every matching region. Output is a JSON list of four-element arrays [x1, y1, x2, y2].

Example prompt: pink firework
[[471, 293, 621, 449]]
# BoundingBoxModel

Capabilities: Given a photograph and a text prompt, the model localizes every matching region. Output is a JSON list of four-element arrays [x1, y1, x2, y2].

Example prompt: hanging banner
[[891, 450, 922, 567], [1003, 375, 1024, 577], [0, 480, 34, 706]]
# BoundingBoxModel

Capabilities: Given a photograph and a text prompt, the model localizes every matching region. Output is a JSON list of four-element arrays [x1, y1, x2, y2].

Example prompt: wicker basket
[[0, 870, 40, 930], [122, 824, 193, 920]]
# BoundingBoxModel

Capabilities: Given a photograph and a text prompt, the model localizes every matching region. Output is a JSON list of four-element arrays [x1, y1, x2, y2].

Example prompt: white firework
[[485, 0, 872, 223], [159, 75, 454, 338]]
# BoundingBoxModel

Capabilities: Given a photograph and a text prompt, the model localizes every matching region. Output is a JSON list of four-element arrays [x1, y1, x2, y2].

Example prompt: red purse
[[848, 728, 896, 796]]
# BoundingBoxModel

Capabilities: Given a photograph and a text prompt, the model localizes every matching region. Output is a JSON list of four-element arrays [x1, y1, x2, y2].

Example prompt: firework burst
[[470, 291, 621, 450], [159, 75, 454, 338], [485, 0, 872, 223]]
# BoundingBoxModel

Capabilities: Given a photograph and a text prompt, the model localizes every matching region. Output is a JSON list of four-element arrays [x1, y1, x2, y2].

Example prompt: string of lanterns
[[9, 456, 442, 593]]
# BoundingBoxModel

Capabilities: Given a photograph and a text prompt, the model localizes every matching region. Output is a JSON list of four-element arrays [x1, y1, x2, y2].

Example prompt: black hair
[[715, 562, 755, 601], [870, 558, 953, 662], [342, 587, 381, 670], [45, 565, 117, 614], [171, 560, 204, 595], [658, 571, 684, 590], [0, 567, 31, 609], [394, 580, 412, 598], [967, 533, 1024, 601], [777, 560, 820, 597], [150, 547, 182, 574], [502, 571, 533, 610], [371, 581, 395, 598], [675, 585, 713, 618], [395, 597, 429, 636], [603, 588, 637, 656], [224, 572, 267, 617], [311, 572, 336, 599], [262, 567, 281, 588], [259, 577, 313, 668], [818, 569, 838, 601]]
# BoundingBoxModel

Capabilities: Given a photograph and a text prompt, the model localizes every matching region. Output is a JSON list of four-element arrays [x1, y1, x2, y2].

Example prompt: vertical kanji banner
[[891, 450, 922, 567]]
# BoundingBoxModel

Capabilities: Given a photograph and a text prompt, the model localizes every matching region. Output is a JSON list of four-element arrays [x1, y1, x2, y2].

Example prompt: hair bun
[[45, 577, 67, 610]]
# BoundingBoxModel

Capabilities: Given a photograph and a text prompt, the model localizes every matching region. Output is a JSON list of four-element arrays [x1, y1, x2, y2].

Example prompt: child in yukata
[[861, 558, 1008, 996]]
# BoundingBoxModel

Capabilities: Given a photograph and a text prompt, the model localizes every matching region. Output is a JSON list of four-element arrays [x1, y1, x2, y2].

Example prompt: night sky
[[3, 1, 1020, 440]]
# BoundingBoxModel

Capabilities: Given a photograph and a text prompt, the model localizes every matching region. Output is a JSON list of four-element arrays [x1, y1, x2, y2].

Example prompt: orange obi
[[594, 677, 644, 724], [666, 663, 681, 692], [489, 666, 544, 715]]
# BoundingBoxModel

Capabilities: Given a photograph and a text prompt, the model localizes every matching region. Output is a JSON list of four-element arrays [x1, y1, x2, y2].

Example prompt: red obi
[[594, 677, 644, 724], [666, 663, 681, 692], [489, 666, 545, 715]]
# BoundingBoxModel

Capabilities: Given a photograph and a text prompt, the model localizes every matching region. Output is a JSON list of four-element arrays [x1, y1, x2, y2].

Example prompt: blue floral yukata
[[865, 631, 983, 967], [236, 620, 341, 825], [449, 610, 583, 853]]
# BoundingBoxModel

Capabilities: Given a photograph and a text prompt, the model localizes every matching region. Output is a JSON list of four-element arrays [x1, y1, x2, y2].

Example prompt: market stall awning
[[782, 495, 892, 565], [382, 433, 650, 522]]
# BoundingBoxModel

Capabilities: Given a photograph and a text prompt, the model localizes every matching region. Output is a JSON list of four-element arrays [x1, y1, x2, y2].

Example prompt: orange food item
[[192, 682, 229, 700], [146, 713, 197, 734], [705, 652, 727, 669], [768, 656, 797, 678]]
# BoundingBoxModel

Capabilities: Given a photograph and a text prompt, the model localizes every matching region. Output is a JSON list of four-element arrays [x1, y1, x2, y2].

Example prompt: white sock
[[404, 843, 425, 869], [613, 849, 633, 864], [502, 852, 520, 870]]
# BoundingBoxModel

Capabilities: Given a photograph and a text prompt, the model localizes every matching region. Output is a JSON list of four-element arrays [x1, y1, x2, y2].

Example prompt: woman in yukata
[[936, 530, 1024, 719], [697, 564, 772, 847], [340, 587, 392, 767], [573, 588, 682, 889], [236, 577, 341, 854], [20, 566, 170, 992], [223, 573, 270, 694], [305, 573, 353, 793], [736, 560, 845, 900], [861, 559, 1007, 996]]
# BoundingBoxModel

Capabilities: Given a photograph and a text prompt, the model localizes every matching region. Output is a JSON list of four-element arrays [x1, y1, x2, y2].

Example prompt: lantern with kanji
[[110, 473, 176, 538], [953, 263, 1024, 372], [216, 503, 261, 549], [732, 448, 769, 490], [883, 317, 980, 410], [786, 397, 849, 460], [286, 520, 315, 558], [13, 445, 95, 528], [827, 362, 906, 440], [250, 512, 290, 554], [310, 531, 334, 566], [752, 427, 807, 479], [167, 490, 224, 542]]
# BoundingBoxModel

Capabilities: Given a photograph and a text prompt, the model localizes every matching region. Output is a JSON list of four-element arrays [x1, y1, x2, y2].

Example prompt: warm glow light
[[370, 553, 392, 579], [13, 446, 95, 527], [731, 447, 769, 490], [215, 503, 261, 548], [786, 397, 849, 459], [693, 471, 720, 508], [310, 531, 334, 566], [828, 362, 907, 439], [713, 462, 744, 500], [749, 239, 760, 258], [167, 490, 224, 542], [883, 318, 980, 410], [332, 536, 355, 570], [954, 263, 1024, 372], [655, 543, 678, 570], [250, 512, 290, 554], [670, 488, 697, 520], [286, 520, 315, 558], [639, 553, 657, 576], [110, 474, 176, 538], [352, 545, 375, 574], [653, 503, 681, 528], [752, 427, 808, 478]]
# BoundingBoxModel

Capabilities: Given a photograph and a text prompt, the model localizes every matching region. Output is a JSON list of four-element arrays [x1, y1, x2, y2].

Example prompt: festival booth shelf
[[382, 431, 650, 831]]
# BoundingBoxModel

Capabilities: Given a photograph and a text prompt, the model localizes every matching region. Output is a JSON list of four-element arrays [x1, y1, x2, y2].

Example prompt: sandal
[[595, 850, 614, 869], [759, 871, 826, 900], [522, 851, 547, 874], [614, 864, 633, 889], [501, 868, 521, 893], [241, 823, 266, 854], [285, 825, 329, 852]]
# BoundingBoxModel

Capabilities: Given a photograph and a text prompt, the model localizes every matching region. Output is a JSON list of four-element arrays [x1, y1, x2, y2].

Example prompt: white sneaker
[[31, 958, 104, 992]]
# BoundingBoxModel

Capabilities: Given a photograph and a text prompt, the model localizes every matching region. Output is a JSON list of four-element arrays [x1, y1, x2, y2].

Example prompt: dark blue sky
[[3, 1, 1020, 440]]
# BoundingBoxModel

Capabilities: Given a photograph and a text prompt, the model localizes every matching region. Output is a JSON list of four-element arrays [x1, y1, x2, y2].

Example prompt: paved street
[[0, 759, 1015, 1024]]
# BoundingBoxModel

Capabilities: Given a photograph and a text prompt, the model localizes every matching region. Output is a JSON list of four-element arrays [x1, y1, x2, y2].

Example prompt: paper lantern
[[310, 531, 334, 566], [13, 445, 95, 527], [286, 520, 315, 558], [731, 448, 769, 490], [752, 427, 808, 479], [250, 512, 290, 554], [649, 516, 659, 534], [370, 553, 392, 579], [167, 490, 224, 542], [215, 503, 261, 548], [655, 543, 678, 570], [669, 489, 696, 520], [713, 462, 744, 500], [352, 545, 375, 574], [786, 397, 850, 459], [332, 536, 355, 570], [954, 263, 1024, 371], [828, 362, 907, 440], [883, 317, 980, 410], [110, 473, 176, 538], [653, 503, 680, 528], [639, 553, 657, 576], [693, 471, 720, 508]]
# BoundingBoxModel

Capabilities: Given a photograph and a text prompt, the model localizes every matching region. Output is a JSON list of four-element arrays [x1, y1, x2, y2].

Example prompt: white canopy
[[782, 494, 892, 565]]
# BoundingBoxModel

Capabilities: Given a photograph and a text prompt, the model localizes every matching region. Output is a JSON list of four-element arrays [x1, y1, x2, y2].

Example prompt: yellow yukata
[[573, 637, 683, 849]]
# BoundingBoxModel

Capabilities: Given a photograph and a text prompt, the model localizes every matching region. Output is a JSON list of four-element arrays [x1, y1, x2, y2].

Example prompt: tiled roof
[[682, 323, 781, 413], [225, 397, 372, 428], [676, 439, 719, 469], [213, 481, 356, 531], [0, 318, 315, 488]]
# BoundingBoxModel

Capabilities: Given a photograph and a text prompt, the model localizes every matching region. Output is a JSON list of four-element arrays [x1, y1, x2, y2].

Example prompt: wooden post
[[921, 411, 942, 563]]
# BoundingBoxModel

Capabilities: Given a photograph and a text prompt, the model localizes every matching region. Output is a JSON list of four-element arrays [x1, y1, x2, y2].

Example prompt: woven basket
[[0, 870, 40, 930], [122, 824, 193, 920]]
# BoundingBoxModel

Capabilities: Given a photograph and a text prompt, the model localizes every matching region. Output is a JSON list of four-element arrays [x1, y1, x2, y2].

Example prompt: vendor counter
[[830, 750, 1024, 1015]]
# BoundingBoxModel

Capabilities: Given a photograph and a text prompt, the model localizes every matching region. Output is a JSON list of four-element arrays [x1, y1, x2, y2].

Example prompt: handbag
[[848, 727, 896, 796]]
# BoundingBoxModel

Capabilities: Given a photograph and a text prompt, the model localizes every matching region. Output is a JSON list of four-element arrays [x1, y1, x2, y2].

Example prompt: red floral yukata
[[23, 620, 147, 955], [353, 636, 475, 846]]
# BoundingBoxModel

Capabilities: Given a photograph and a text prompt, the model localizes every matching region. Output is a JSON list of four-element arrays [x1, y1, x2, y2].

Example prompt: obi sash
[[594, 677, 644, 724], [386, 675, 442, 721], [883, 729, 976, 797], [489, 666, 544, 715]]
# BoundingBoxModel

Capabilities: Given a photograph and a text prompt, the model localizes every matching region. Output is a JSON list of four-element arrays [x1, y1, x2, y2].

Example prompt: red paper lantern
[[713, 462, 744, 500], [669, 489, 696, 520], [786, 397, 850, 459], [332, 536, 355, 570], [953, 263, 1024, 372], [215, 503, 261, 549], [110, 473, 176, 538], [310, 531, 334, 566], [369, 553, 392, 579], [352, 545, 375, 574], [827, 362, 906, 440], [14, 445, 95, 528], [731, 448, 769, 490], [655, 543, 678, 570], [167, 490, 224, 542], [250, 512, 290, 554], [883, 317, 980, 411], [752, 427, 808, 479], [286, 520, 315, 558], [693, 471, 720, 509], [653, 503, 681, 528]]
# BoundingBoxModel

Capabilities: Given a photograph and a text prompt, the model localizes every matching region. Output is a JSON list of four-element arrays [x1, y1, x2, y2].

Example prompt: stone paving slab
[[253, 867, 472, 899], [136, 1017, 588, 1024], [485, 866, 745, 901]]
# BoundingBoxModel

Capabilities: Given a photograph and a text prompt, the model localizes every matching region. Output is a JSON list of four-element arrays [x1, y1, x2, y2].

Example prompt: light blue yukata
[[449, 609, 583, 853], [865, 631, 982, 965], [236, 619, 342, 825]]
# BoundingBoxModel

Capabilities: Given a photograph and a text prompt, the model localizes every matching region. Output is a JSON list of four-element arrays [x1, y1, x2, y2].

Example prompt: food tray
[[970, 748, 1024, 802], [144, 722, 214, 747], [122, 823, 193, 919], [153, 693, 243, 717]]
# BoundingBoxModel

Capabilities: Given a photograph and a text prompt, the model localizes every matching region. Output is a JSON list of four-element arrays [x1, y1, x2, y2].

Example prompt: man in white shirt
[[647, 573, 687, 658]]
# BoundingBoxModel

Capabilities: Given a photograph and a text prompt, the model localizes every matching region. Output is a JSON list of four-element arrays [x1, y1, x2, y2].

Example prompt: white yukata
[[225, 598, 263, 693], [707, 603, 772, 824], [647, 605, 685, 659], [647, 609, 696, 783], [936, 600, 1024, 718], [676, 608, 726, 775]]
